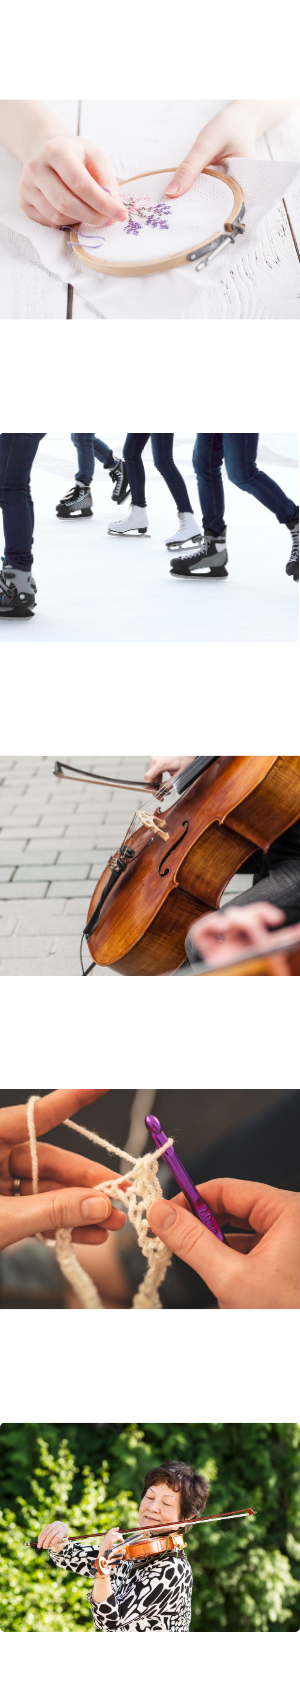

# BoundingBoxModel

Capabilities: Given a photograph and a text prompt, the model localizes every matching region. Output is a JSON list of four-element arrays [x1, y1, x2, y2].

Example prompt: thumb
[[166, 141, 214, 199], [0, 1186, 112, 1252], [147, 1198, 249, 1307], [84, 147, 127, 222]]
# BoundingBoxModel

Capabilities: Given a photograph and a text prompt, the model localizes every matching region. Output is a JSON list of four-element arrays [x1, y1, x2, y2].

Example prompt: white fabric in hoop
[[75, 170, 235, 266], [26, 1097, 172, 1310]]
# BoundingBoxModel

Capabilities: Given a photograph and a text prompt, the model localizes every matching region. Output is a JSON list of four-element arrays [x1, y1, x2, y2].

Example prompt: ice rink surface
[[0, 434, 298, 645]]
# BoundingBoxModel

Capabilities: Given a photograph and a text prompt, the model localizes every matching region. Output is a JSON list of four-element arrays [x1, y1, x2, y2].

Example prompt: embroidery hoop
[[69, 166, 245, 277]]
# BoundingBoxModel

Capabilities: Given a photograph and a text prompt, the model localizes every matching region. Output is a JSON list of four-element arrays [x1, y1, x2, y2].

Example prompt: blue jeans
[[123, 433, 193, 511], [71, 433, 114, 482], [0, 434, 46, 570], [193, 434, 297, 532]]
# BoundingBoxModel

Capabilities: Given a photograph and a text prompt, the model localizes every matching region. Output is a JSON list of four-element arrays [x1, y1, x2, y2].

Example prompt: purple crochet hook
[[145, 1115, 224, 1242]]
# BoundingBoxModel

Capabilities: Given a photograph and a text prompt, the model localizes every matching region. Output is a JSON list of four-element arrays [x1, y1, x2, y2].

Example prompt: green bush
[[0, 1424, 299, 1632]]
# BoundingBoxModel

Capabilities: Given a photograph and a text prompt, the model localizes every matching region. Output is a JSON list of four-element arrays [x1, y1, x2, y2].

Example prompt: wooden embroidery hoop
[[70, 166, 245, 277]]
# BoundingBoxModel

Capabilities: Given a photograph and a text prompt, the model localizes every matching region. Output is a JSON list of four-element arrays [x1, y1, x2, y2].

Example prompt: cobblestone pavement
[[0, 756, 251, 975], [0, 757, 152, 975]]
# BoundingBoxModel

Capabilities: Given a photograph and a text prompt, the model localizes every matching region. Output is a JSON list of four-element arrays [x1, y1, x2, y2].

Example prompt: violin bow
[[26, 1506, 255, 1549]]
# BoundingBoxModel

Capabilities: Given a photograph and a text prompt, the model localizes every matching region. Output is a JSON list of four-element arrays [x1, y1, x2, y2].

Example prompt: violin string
[[26, 1099, 173, 1311]]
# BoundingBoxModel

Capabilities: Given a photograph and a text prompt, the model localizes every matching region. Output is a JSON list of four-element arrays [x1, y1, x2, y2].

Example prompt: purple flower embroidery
[[123, 194, 172, 238]]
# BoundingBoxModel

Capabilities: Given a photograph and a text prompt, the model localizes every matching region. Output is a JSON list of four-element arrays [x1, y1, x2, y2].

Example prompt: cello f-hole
[[159, 820, 189, 877]]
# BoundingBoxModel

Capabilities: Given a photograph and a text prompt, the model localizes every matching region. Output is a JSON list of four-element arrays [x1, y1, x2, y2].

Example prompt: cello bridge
[[136, 810, 169, 841]]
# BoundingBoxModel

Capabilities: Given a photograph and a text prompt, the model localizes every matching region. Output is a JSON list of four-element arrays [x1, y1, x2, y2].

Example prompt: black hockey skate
[[285, 509, 299, 581], [56, 481, 93, 518], [109, 458, 130, 504], [170, 528, 228, 578], [0, 563, 36, 617]]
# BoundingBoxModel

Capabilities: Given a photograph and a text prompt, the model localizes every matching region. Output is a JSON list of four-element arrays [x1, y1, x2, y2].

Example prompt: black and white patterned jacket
[[49, 1539, 193, 1632]]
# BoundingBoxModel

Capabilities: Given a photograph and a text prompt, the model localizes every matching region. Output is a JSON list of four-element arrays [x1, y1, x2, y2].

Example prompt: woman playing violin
[[37, 1461, 209, 1632]]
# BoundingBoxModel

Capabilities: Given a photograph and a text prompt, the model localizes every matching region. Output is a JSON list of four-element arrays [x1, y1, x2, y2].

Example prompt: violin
[[54, 757, 300, 976], [27, 1506, 255, 1571]]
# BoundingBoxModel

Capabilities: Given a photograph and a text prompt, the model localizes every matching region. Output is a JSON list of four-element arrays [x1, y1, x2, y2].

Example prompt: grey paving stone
[[62, 899, 89, 914], [8, 851, 59, 867], [0, 841, 27, 855], [56, 850, 94, 865], [47, 880, 96, 898], [0, 915, 19, 936], [32, 863, 91, 881], [16, 914, 80, 936], [0, 882, 49, 899], [0, 958, 82, 976], [0, 867, 17, 881], [0, 935, 55, 958], [0, 898, 66, 918], [12, 866, 56, 883]]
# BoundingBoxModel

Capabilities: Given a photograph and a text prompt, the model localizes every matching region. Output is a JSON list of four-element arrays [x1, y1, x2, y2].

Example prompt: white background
[[0, 2, 299, 1675]]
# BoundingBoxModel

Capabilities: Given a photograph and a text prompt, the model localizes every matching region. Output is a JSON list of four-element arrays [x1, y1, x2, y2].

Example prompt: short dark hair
[[141, 1460, 210, 1523]]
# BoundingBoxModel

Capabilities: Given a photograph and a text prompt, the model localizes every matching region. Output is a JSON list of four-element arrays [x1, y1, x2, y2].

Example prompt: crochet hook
[[145, 1116, 224, 1241]]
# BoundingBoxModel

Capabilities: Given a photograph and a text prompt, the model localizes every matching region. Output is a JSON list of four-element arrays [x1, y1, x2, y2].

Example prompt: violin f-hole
[[158, 820, 189, 877]]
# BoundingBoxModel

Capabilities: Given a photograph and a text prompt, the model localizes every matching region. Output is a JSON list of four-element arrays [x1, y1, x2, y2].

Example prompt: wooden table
[[1, 100, 300, 318]]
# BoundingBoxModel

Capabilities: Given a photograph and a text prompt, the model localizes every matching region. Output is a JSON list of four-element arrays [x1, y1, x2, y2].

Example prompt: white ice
[[0, 433, 298, 645]]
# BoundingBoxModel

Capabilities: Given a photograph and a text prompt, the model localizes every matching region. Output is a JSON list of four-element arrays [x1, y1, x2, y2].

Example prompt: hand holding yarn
[[0, 1089, 126, 1254]]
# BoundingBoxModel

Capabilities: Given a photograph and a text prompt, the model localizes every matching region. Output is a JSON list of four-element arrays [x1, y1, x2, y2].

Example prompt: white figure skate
[[108, 505, 149, 536], [166, 512, 203, 549]]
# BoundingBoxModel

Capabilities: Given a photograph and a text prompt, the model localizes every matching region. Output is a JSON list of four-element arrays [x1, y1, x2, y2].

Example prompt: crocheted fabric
[[27, 1098, 172, 1311], [72, 169, 235, 267]]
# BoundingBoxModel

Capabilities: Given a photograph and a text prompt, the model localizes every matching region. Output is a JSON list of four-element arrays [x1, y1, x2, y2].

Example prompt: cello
[[54, 757, 300, 976]]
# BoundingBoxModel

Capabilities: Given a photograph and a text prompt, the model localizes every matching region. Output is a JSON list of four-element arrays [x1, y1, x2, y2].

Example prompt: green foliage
[[0, 1424, 299, 1632]]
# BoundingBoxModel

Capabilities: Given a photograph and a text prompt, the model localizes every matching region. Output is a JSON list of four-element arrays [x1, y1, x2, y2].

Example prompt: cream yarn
[[26, 1097, 173, 1311]]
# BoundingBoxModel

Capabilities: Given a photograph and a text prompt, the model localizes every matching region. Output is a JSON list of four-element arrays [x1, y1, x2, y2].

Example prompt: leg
[[71, 434, 96, 483], [223, 434, 297, 523], [151, 435, 193, 513], [123, 434, 149, 507], [192, 434, 225, 532], [94, 436, 116, 469], [0, 433, 45, 569]]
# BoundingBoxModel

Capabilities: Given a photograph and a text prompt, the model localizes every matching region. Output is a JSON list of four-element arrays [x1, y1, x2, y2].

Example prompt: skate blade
[[0, 603, 36, 617], [56, 510, 93, 519], [108, 528, 149, 537], [167, 536, 202, 550], [170, 564, 228, 580]]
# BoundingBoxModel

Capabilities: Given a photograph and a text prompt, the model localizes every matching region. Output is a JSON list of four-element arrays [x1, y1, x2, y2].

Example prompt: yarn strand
[[26, 1099, 173, 1311]]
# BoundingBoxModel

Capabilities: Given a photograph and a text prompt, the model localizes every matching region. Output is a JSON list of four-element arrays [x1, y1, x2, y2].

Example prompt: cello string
[[26, 1100, 173, 1311]]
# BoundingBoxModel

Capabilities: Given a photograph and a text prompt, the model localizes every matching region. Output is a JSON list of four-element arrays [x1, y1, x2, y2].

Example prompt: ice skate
[[109, 458, 130, 504], [108, 504, 149, 536], [166, 512, 203, 549], [56, 481, 93, 518], [285, 509, 299, 581], [0, 563, 37, 616], [170, 528, 228, 578]]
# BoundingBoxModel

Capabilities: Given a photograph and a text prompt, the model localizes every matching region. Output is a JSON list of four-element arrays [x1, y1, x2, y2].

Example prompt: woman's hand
[[37, 1521, 69, 1551], [147, 1179, 300, 1308], [144, 757, 193, 789], [0, 1089, 127, 1251], [18, 135, 127, 229], [97, 1527, 124, 1559], [165, 100, 299, 198], [185, 902, 286, 968]]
